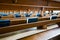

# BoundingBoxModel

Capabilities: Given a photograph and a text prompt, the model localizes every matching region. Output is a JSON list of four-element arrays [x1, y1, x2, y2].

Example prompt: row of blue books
[[0, 15, 57, 27], [0, 12, 41, 18]]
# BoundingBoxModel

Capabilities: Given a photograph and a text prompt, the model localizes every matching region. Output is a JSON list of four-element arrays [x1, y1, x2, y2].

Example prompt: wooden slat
[[0, 3, 60, 10], [0, 0, 47, 6], [48, 1, 60, 7]]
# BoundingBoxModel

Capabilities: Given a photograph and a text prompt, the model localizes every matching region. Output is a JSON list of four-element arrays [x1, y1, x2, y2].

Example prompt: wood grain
[[0, 18, 60, 34]]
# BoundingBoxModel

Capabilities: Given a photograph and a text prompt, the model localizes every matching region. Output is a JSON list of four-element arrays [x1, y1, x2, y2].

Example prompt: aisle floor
[[19, 28, 60, 40]]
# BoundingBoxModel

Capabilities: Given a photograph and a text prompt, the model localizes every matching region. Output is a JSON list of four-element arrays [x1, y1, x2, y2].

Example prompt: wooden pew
[[1, 17, 27, 25], [1, 15, 60, 26], [0, 18, 60, 34], [1, 17, 50, 25]]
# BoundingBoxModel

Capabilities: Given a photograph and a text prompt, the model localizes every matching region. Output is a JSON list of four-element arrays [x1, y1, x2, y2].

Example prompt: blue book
[[0, 20, 10, 27], [50, 15, 57, 20], [27, 17, 38, 23], [14, 14, 21, 18]]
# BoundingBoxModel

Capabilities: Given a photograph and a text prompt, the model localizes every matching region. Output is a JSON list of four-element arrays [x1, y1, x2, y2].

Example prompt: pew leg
[[37, 25, 47, 29], [57, 23, 60, 27]]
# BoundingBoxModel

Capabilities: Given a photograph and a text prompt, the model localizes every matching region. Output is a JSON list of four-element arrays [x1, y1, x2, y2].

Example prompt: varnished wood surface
[[0, 0, 60, 10], [0, 18, 60, 34], [1, 17, 27, 25], [1, 17, 50, 25], [0, 0, 46, 6], [19, 28, 60, 40], [9, 17, 27, 25], [0, 16, 60, 34]]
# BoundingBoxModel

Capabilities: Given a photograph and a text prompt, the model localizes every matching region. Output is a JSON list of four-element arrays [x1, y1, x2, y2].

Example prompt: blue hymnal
[[14, 14, 21, 18], [27, 17, 38, 23], [0, 20, 10, 27], [50, 15, 57, 20], [2, 14, 8, 16], [25, 14, 30, 17], [36, 13, 41, 17]]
